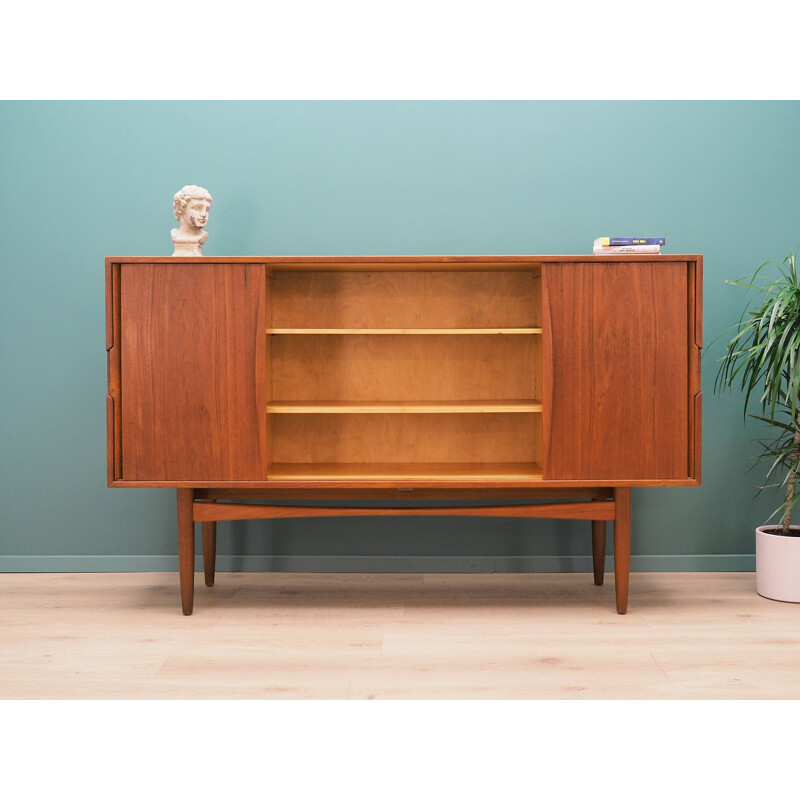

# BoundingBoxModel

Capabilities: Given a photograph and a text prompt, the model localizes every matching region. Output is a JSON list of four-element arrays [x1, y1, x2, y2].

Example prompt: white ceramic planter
[[756, 525, 800, 602]]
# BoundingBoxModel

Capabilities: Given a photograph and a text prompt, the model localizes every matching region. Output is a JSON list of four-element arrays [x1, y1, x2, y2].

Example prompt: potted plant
[[715, 250, 800, 602]]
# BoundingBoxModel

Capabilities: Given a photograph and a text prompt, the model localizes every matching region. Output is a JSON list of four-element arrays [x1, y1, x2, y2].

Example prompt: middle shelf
[[266, 400, 543, 414], [267, 328, 542, 335]]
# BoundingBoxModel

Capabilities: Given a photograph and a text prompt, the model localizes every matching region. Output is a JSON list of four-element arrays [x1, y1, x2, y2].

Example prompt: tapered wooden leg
[[591, 520, 606, 586], [202, 521, 217, 587], [613, 487, 631, 614], [176, 488, 195, 615]]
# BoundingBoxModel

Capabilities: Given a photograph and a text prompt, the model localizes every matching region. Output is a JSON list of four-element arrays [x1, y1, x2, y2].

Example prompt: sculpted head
[[173, 185, 212, 230]]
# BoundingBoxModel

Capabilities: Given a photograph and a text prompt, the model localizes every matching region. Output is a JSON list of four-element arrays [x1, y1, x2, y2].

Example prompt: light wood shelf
[[267, 462, 544, 481], [267, 328, 543, 335], [266, 400, 544, 414]]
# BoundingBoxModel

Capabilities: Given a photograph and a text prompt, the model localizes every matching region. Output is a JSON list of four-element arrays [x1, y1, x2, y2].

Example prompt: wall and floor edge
[[0, 555, 756, 572]]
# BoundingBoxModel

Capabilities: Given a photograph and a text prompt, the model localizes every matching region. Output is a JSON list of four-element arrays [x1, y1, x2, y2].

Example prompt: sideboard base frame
[[176, 487, 632, 616]]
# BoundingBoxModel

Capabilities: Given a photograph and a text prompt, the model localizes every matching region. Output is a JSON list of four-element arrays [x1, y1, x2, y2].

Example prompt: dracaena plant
[[715, 251, 800, 535]]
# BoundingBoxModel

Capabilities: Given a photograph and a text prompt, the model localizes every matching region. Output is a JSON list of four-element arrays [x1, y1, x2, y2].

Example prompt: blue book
[[598, 237, 666, 247]]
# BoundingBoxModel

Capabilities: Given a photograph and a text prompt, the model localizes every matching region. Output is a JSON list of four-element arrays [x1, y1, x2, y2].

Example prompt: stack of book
[[593, 237, 665, 255]]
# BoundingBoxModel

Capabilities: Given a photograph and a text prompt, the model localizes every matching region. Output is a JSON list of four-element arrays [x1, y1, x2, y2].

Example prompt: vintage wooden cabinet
[[106, 255, 702, 614]]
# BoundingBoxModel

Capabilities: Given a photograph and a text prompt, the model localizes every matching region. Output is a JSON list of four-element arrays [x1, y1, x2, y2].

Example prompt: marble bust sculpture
[[171, 185, 213, 256]]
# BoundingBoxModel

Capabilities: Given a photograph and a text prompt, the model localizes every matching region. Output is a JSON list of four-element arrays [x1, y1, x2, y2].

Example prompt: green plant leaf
[[714, 250, 800, 526]]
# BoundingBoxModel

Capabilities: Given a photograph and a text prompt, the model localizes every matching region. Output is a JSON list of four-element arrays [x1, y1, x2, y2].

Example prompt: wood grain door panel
[[543, 261, 691, 481], [119, 263, 267, 481]]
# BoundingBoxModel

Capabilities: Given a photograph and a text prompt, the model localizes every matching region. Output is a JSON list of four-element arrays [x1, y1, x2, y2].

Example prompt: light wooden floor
[[1, 571, 799, 699]]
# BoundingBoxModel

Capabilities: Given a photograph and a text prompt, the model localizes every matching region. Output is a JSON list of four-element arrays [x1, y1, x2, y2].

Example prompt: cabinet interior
[[265, 267, 543, 480]]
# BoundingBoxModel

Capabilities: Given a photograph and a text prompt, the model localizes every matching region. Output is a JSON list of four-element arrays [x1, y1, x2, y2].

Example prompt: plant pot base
[[756, 526, 800, 603]]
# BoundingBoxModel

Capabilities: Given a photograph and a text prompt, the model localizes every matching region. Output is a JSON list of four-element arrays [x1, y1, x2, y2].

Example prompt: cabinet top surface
[[108, 254, 702, 268]]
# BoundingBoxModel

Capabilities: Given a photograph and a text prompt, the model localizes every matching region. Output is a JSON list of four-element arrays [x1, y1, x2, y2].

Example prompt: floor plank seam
[[648, 653, 670, 679]]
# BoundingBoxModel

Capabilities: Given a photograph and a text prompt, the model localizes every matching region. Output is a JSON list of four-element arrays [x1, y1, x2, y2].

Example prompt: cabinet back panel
[[269, 413, 542, 465], [269, 270, 541, 329], [270, 334, 541, 402]]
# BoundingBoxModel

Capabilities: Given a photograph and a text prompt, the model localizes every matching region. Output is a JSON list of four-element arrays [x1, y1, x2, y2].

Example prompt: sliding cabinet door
[[118, 263, 267, 482], [542, 260, 700, 483]]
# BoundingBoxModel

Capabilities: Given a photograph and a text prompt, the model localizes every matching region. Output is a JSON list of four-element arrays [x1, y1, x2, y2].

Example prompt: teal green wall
[[2, 100, 799, 572]]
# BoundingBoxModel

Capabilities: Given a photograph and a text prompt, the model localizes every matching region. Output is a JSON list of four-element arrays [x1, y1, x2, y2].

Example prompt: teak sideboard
[[105, 255, 702, 614]]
